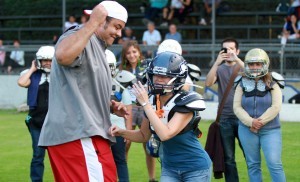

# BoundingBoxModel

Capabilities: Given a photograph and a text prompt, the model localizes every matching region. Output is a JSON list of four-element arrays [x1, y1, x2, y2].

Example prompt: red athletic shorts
[[47, 136, 117, 182]]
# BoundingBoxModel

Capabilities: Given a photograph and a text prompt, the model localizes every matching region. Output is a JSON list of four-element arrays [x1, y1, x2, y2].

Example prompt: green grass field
[[0, 109, 300, 182]]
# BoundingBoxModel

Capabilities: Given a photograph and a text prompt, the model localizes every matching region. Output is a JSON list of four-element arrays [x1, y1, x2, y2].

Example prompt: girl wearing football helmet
[[233, 48, 286, 182], [110, 52, 212, 181]]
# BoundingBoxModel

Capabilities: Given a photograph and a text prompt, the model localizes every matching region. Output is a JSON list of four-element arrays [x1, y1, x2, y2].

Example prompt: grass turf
[[0, 109, 299, 181]]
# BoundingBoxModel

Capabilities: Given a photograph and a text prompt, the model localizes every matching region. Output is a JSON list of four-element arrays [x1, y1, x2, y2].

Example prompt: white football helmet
[[115, 70, 136, 84], [105, 49, 117, 76], [35, 46, 55, 73], [157, 39, 182, 55]]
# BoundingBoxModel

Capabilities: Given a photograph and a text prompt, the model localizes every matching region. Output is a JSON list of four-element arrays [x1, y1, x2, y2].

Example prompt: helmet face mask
[[147, 52, 187, 95], [37, 59, 52, 73], [244, 48, 270, 79], [35, 46, 55, 73]]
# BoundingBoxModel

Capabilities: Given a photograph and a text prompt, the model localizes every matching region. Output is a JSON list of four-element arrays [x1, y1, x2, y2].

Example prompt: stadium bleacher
[[0, 0, 299, 77], [0, 0, 288, 44]]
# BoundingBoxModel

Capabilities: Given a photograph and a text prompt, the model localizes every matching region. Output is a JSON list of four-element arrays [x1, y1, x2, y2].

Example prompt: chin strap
[[155, 94, 164, 118]]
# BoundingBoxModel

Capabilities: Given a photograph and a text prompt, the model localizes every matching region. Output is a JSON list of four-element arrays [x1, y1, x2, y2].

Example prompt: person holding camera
[[17, 46, 55, 182], [205, 37, 244, 182]]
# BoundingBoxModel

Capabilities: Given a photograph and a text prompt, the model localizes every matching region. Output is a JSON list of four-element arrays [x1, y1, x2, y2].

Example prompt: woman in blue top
[[111, 52, 212, 181], [233, 48, 286, 182]]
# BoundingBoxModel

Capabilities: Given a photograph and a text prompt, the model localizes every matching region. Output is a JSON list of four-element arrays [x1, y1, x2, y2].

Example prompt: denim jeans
[[160, 167, 212, 182], [28, 126, 45, 182], [219, 117, 243, 182], [111, 136, 129, 182], [238, 125, 286, 182]]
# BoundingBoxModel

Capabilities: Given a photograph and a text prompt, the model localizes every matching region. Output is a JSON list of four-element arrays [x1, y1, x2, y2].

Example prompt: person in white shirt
[[142, 21, 161, 58], [64, 15, 79, 31], [7, 39, 25, 74]]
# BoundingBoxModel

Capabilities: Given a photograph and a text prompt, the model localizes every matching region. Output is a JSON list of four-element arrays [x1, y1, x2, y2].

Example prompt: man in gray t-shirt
[[205, 38, 244, 182], [38, 1, 129, 181]]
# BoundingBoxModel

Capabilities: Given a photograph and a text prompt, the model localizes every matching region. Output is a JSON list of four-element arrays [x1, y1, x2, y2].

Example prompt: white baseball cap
[[84, 1, 128, 23]]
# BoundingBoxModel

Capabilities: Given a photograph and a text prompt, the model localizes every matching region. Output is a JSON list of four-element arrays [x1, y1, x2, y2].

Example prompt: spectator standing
[[38, 1, 129, 181], [142, 21, 162, 58], [233, 48, 286, 182], [280, 14, 300, 45], [0, 38, 6, 68], [119, 40, 159, 182], [17, 46, 55, 182], [198, 0, 222, 25], [106, 49, 133, 182], [143, 0, 168, 25], [64, 15, 79, 31], [111, 52, 212, 181], [8, 39, 25, 74], [205, 38, 244, 182], [164, 23, 182, 43]]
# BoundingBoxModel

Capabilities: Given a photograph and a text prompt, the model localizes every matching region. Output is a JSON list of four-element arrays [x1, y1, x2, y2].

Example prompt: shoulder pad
[[234, 75, 242, 88], [271, 72, 285, 88], [187, 63, 201, 81], [174, 91, 206, 111]]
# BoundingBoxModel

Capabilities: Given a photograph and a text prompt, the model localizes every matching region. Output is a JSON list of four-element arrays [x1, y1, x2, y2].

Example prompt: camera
[[221, 48, 227, 53]]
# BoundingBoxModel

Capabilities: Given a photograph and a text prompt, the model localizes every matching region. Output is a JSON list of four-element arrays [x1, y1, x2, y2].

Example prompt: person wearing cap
[[38, 1, 129, 181]]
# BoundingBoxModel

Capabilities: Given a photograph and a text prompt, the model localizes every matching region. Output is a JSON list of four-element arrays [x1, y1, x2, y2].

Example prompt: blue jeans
[[160, 167, 212, 182], [28, 126, 45, 182], [111, 136, 129, 182], [238, 125, 286, 182], [219, 117, 243, 182]]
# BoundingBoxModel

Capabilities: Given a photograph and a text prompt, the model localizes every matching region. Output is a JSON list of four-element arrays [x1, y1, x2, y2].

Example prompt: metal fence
[[1, 43, 299, 77]]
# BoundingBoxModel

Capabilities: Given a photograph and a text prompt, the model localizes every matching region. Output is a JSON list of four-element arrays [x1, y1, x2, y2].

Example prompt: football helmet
[[157, 39, 182, 55], [115, 70, 136, 88], [105, 49, 117, 76], [35, 46, 55, 73], [244, 48, 270, 78], [147, 52, 188, 95]]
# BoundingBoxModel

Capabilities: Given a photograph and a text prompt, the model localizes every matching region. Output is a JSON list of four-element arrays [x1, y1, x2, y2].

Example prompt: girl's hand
[[110, 125, 122, 136], [132, 81, 149, 105]]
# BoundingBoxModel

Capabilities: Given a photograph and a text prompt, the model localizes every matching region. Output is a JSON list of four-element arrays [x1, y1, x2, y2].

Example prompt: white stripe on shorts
[[81, 138, 104, 182]]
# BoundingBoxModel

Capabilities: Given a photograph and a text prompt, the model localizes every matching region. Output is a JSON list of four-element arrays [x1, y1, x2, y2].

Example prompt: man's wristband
[[141, 102, 150, 107]]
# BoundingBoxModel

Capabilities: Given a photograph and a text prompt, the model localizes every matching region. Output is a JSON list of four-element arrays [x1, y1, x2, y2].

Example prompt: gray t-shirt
[[39, 27, 114, 146], [216, 63, 238, 118]]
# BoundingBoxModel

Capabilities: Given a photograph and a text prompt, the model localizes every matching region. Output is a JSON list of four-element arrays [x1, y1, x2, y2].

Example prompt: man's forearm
[[55, 21, 99, 66]]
